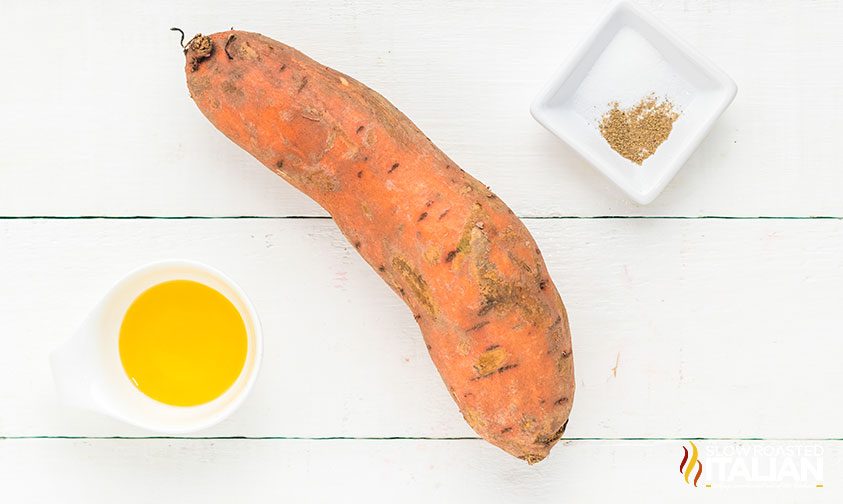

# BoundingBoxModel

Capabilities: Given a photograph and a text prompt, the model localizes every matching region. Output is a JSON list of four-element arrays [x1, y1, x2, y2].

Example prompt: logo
[[676, 441, 824, 488], [679, 441, 703, 487]]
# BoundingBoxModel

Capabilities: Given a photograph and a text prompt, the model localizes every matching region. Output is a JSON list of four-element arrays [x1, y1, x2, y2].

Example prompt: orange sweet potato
[[182, 30, 574, 463]]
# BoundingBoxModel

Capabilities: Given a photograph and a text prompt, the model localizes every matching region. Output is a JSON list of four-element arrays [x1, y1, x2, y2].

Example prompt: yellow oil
[[119, 280, 247, 407]]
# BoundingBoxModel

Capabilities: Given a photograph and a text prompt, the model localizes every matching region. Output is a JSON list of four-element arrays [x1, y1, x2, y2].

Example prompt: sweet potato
[[182, 30, 574, 463]]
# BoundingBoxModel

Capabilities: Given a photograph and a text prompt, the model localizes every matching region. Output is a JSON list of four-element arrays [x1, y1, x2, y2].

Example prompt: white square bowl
[[530, 0, 737, 204]]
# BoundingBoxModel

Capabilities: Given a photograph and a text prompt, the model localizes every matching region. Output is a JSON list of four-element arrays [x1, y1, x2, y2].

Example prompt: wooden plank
[[0, 439, 836, 502], [1, 1, 842, 217], [0, 218, 841, 437]]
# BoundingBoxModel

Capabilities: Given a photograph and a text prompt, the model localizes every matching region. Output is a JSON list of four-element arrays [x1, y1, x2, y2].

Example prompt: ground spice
[[598, 95, 679, 165]]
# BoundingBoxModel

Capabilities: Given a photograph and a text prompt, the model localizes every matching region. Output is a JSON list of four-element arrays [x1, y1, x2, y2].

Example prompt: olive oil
[[119, 280, 247, 407]]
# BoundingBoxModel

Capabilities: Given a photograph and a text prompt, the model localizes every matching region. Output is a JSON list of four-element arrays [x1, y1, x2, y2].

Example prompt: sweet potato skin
[[184, 31, 574, 463]]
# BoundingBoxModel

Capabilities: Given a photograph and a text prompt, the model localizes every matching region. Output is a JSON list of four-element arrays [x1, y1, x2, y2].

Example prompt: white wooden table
[[2, 0, 842, 501]]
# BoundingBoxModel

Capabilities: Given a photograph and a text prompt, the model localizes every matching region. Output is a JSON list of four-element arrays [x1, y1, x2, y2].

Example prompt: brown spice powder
[[598, 95, 679, 165]]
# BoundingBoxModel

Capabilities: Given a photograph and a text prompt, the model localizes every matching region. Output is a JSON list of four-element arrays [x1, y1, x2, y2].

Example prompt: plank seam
[[0, 216, 841, 221], [2, 436, 842, 441]]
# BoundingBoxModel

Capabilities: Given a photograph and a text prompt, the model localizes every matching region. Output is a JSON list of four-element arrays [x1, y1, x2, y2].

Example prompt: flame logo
[[679, 441, 703, 487]]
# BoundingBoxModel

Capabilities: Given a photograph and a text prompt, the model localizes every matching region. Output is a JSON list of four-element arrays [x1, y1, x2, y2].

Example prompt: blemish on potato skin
[[238, 41, 259, 60], [392, 256, 435, 316], [557, 349, 572, 371], [462, 409, 484, 430], [187, 75, 211, 96], [465, 320, 489, 332], [495, 363, 518, 374], [457, 339, 471, 356], [423, 246, 440, 265], [224, 34, 236, 59], [221, 80, 243, 97], [474, 347, 508, 377], [300, 107, 322, 121], [535, 421, 567, 446], [363, 128, 376, 148], [300, 166, 340, 192], [520, 417, 537, 434], [520, 454, 543, 465]]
